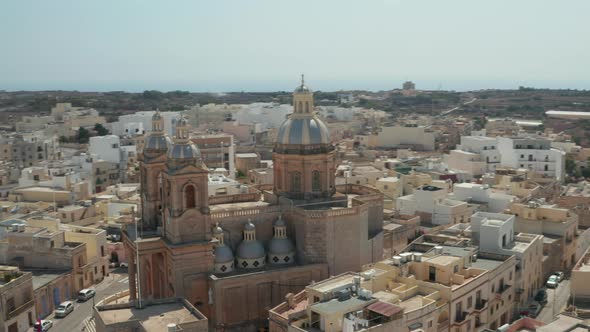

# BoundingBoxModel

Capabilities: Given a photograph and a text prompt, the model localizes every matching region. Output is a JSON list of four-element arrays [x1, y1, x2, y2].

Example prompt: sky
[[1, 0, 589, 92]]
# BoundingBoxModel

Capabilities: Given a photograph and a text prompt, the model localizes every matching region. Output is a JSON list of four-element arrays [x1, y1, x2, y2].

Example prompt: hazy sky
[[1, 0, 589, 92]]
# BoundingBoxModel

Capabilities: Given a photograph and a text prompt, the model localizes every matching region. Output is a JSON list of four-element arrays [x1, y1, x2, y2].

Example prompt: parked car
[[553, 271, 565, 282], [33, 319, 53, 331], [78, 288, 96, 302], [54, 301, 74, 318], [119, 262, 128, 268], [109, 261, 120, 268], [534, 289, 548, 304], [525, 302, 543, 318], [546, 275, 559, 288]]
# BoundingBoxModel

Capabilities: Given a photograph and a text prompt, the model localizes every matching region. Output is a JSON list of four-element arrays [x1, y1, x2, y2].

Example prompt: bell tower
[[140, 110, 170, 230], [161, 116, 210, 244]]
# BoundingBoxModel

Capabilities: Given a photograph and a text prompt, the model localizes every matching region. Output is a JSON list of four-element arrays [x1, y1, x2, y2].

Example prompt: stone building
[[124, 78, 384, 331], [270, 240, 516, 332], [0, 266, 35, 332]]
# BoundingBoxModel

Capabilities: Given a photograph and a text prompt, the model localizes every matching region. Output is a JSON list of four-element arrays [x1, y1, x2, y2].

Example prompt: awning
[[366, 301, 402, 318]]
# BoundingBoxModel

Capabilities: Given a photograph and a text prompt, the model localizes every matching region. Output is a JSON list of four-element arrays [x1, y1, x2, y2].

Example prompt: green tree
[[78, 127, 90, 143], [94, 123, 109, 136], [565, 155, 577, 175]]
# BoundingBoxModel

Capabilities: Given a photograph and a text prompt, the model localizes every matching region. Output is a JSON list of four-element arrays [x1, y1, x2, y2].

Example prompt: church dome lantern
[[236, 219, 266, 269], [212, 223, 234, 274], [144, 109, 171, 159], [166, 115, 202, 170], [268, 215, 295, 265], [275, 75, 333, 155]]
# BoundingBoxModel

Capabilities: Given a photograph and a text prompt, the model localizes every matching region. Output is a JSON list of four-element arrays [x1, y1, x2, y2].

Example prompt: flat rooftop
[[99, 301, 204, 330], [25, 269, 71, 290], [471, 258, 504, 271]]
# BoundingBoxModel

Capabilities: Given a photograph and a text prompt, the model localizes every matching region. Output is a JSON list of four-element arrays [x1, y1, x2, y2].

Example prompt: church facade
[[124, 78, 384, 331]]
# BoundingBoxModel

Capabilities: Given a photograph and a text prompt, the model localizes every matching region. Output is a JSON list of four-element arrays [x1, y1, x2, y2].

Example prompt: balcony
[[495, 284, 511, 300], [6, 299, 34, 320], [455, 312, 469, 324], [475, 299, 487, 312]]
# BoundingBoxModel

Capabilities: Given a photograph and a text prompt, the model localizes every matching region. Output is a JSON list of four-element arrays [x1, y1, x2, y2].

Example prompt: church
[[123, 78, 385, 331]]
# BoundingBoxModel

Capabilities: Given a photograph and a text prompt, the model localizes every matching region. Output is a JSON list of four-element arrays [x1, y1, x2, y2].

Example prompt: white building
[[89, 135, 121, 164], [450, 183, 516, 213], [445, 135, 501, 179], [497, 136, 566, 181], [468, 211, 544, 305], [396, 184, 472, 225], [110, 111, 180, 137]]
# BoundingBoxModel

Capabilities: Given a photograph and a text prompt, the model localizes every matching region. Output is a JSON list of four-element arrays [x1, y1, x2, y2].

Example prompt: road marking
[[119, 277, 129, 284], [83, 317, 96, 332]]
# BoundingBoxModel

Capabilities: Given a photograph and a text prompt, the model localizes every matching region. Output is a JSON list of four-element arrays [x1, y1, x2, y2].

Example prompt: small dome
[[237, 240, 265, 260], [274, 216, 286, 227], [145, 135, 169, 151], [269, 237, 295, 256], [167, 143, 200, 160], [276, 117, 330, 145], [152, 110, 162, 121], [213, 224, 223, 235], [214, 245, 234, 264], [294, 84, 311, 93]]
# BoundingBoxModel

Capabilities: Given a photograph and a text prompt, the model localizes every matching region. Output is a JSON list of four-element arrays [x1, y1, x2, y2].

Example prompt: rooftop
[[97, 298, 206, 330]]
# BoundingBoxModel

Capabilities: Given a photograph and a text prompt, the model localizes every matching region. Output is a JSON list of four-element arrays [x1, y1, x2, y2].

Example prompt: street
[[536, 279, 570, 323], [28, 268, 130, 332]]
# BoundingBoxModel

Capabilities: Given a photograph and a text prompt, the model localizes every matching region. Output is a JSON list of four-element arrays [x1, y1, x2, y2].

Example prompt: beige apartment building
[[0, 266, 35, 332], [0, 223, 92, 292], [270, 241, 516, 332], [509, 202, 578, 276], [571, 245, 590, 302]]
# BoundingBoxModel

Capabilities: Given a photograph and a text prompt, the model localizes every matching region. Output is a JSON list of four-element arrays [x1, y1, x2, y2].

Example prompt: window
[[291, 172, 301, 192], [467, 296, 473, 309], [312, 171, 321, 192], [184, 185, 196, 209], [305, 101, 310, 112], [454, 265, 459, 273]]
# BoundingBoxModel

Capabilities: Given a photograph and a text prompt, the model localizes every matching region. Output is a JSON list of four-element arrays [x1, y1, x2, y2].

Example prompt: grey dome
[[237, 240, 265, 260], [269, 237, 295, 255], [167, 143, 200, 160], [276, 117, 330, 145], [274, 216, 286, 227], [145, 135, 169, 152], [294, 84, 311, 93], [214, 245, 234, 264], [152, 111, 162, 121]]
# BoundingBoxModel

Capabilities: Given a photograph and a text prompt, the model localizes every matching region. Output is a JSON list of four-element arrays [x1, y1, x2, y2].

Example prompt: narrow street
[[536, 279, 570, 323], [28, 268, 130, 332]]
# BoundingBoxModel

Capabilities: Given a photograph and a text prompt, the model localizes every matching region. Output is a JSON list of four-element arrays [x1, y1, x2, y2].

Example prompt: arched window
[[298, 101, 303, 113], [184, 185, 196, 209], [305, 101, 310, 113], [312, 171, 321, 192], [291, 172, 301, 192]]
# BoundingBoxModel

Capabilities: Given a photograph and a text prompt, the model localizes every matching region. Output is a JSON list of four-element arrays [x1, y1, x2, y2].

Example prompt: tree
[[565, 155, 577, 175], [78, 127, 90, 143], [94, 123, 109, 136]]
